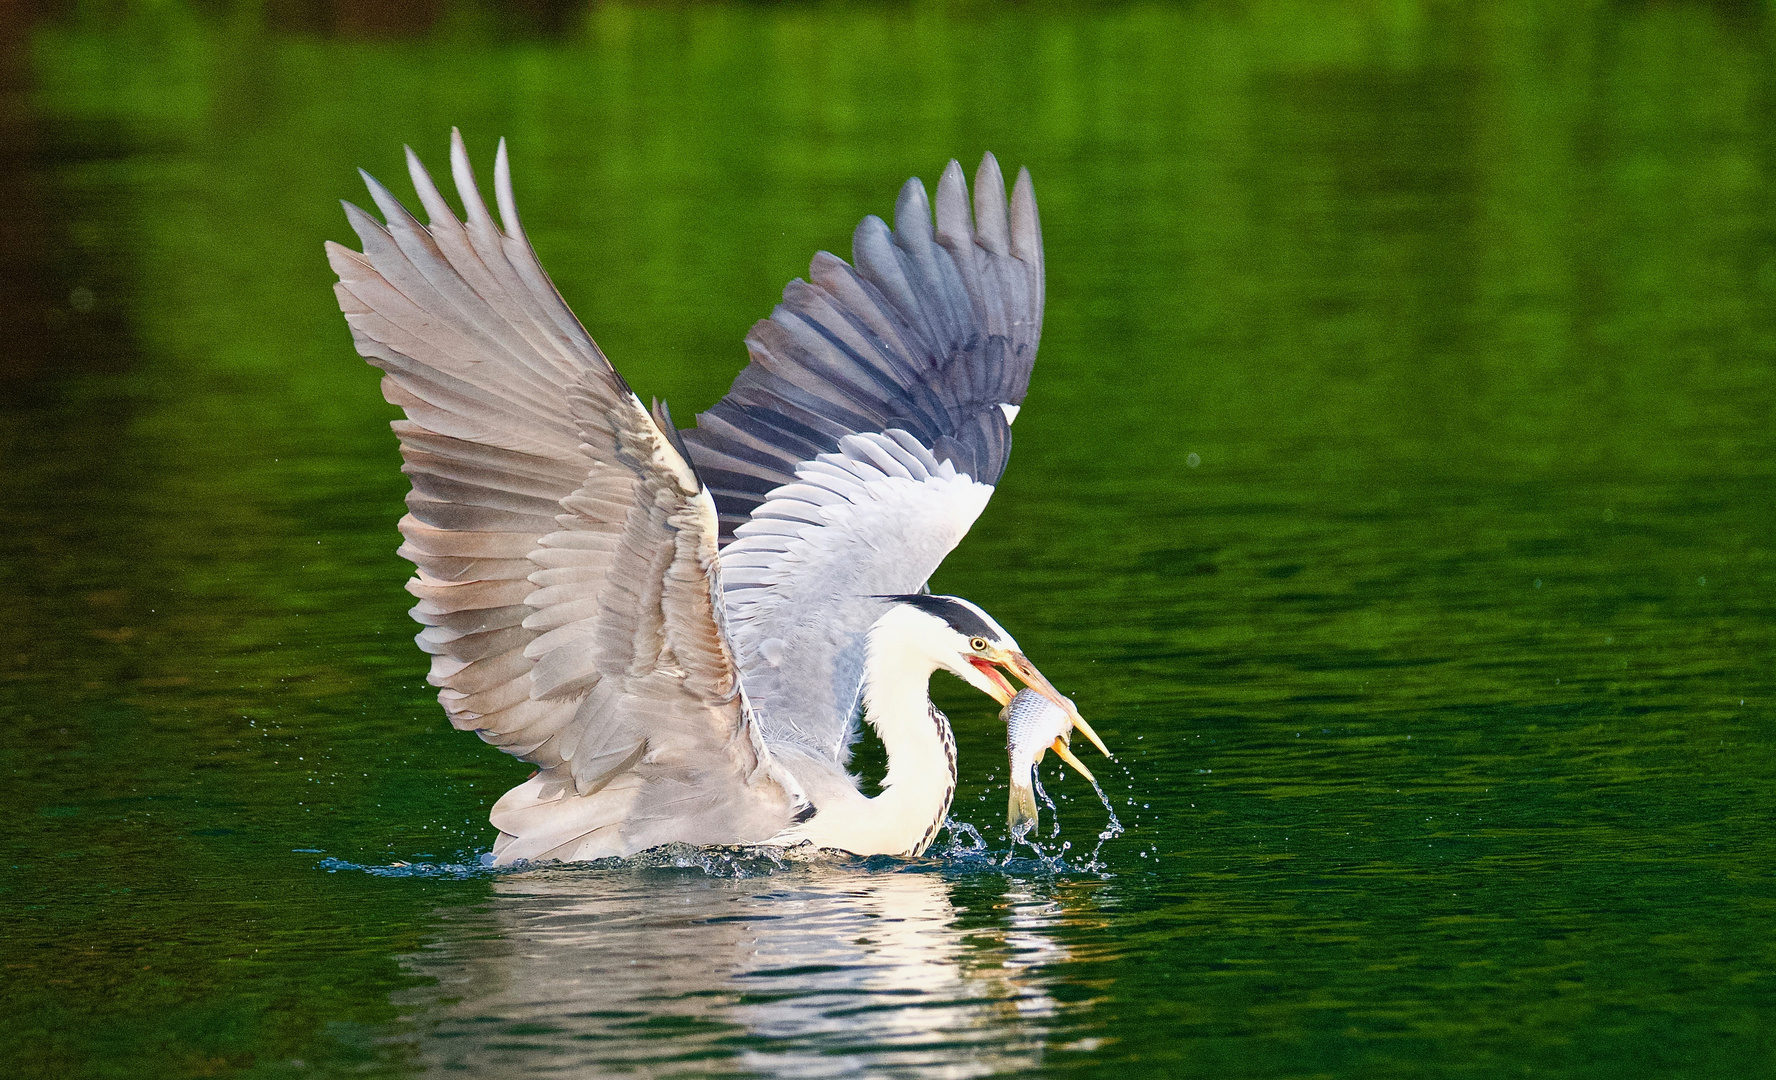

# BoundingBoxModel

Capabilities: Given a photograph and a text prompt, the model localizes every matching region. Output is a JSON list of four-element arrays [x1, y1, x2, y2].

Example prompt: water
[[2, 3, 1773, 1077], [1083, 776, 1126, 864]]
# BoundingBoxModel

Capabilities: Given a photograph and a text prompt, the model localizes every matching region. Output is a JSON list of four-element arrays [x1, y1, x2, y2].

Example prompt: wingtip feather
[[852, 213, 893, 267], [973, 153, 1009, 255], [934, 160, 972, 248], [355, 167, 382, 209], [495, 137, 523, 239], [893, 176, 934, 252], [324, 238, 371, 275], [340, 199, 391, 244], [405, 144, 458, 226], [1009, 166, 1040, 264], [449, 128, 495, 231]]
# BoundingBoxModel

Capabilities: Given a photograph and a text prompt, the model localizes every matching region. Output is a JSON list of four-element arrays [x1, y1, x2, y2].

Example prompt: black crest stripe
[[878, 594, 996, 641]]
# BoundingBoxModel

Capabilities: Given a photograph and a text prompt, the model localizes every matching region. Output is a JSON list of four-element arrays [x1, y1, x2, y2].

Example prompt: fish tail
[[1008, 781, 1040, 838]]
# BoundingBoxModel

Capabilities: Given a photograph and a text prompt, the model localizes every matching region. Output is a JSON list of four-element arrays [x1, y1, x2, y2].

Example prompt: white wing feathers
[[721, 432, 995, 760], [327, 131, 794, 859]]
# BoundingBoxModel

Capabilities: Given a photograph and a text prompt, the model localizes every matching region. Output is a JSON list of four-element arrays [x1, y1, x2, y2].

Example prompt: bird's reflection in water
[[390, 862, 1082, 1076]]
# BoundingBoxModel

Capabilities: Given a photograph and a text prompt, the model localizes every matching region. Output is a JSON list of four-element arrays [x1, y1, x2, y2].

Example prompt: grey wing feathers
[[682, 156, 1045, 762], [328, 131, 793, 857], [682, 154, 1043, 541]]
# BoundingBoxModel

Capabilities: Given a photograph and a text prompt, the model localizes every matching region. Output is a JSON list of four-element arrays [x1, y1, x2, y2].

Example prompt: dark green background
[[1, 1, 1772, 1076]]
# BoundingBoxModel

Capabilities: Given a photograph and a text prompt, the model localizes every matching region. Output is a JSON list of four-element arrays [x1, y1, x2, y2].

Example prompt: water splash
[[1035, 770, 1063, 840], [1008, 810, 1035, 850], [1083, 776, 1125, 867], [937, 818, 987, 856], [319, 827, 1109, 881], [319, 855, 490, 880], [1003, 759, 1128, 870]]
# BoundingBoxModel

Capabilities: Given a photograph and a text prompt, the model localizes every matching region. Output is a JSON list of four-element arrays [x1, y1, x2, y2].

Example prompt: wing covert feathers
[[330, 131, 794, 860]]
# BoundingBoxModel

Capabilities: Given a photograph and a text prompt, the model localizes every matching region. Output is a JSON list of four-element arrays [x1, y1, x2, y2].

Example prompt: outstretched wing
[[327, 131, 793, 861], [681, 155, 1043, 763]]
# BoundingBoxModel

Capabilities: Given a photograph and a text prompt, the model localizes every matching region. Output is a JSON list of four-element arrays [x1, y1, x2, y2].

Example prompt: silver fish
[[1002, 688, 1098, 837]]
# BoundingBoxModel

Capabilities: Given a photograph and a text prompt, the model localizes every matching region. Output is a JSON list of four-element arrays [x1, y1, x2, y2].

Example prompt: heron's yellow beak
[[972, 650, 1113, 763], [1047, 737, 1097, 784]]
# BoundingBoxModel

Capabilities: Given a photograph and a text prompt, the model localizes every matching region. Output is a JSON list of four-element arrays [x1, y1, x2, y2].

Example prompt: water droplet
[[1186, 452, 1201, 468]]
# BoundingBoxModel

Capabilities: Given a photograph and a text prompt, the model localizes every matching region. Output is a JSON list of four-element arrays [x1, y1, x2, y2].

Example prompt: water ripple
[[365, 848, 1108, 1077]]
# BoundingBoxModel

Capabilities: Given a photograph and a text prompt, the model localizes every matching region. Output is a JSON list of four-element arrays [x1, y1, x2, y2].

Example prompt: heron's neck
[[858, 631, 958, 856]]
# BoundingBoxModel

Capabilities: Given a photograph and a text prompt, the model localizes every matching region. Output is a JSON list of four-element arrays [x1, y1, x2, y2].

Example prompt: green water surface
[[1, 2, 1773, 1077]]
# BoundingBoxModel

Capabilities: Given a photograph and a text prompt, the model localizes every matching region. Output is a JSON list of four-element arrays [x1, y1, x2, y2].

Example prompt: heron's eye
[[969, 637, 989, 653]]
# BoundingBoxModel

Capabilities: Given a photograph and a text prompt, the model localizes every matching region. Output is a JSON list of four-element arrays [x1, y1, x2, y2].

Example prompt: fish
[[1002, 688, 1099, 837]]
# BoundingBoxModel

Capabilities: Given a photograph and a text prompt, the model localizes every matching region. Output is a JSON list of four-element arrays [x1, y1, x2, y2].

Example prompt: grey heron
[[327, 131, 1108, 864]]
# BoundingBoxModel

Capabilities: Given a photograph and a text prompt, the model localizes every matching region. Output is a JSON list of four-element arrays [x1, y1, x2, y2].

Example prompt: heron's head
[[875, 594, 1109, 759]]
